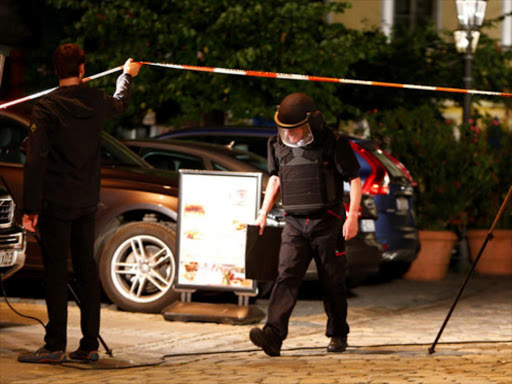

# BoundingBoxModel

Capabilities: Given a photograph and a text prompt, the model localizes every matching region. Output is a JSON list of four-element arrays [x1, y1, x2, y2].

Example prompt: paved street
[[1, 273, 511, 384]]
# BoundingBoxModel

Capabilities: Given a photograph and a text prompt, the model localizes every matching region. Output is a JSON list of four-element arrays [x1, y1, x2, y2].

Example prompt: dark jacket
[[23, 74, 132, 214]]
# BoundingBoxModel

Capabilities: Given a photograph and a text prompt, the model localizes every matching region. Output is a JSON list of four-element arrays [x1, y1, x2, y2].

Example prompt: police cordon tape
[[142, 61, 512, 97], [0, 66, 124, 109], [1, 61, 511, 110]]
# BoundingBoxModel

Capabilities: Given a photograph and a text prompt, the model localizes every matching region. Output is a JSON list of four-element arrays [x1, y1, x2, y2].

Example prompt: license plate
[[396, 197, 409, 211], [0, 249, 15, 267], [360, 219, 375, 233]]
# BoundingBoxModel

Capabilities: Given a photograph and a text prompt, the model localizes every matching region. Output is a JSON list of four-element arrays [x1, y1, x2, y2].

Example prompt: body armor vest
[[274, 130, 342, 215]]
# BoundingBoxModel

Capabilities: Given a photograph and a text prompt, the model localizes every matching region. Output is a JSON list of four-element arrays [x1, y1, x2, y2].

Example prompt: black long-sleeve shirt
[[23, 73, 133, 214]]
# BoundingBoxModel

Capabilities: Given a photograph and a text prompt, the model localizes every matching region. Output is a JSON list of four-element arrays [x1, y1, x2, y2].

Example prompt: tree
[[20, 1, 512, 129], [337, 23, 512, 121], [39, 0, 373, 128], [366, 104, 498, 230]]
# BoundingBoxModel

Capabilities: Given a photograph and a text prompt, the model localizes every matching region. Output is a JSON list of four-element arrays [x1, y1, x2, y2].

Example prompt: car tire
[[99, 222, 179, 313], [376, 261, 412, 282]]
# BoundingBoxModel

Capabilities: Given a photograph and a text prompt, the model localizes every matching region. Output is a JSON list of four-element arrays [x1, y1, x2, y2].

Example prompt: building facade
[[332, 0, 511, 47], [331, 0, 511, 128]]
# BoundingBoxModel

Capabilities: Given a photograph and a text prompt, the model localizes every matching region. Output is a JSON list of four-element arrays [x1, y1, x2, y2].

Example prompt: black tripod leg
[[428, 235, 492, 354], [67, 283, 113, 357], [429, 185, 512, 354]]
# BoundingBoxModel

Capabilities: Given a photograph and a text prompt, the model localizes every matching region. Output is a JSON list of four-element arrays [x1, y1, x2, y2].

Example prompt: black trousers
[[39, 203, 100, 352], [264, 211, 349, 342]]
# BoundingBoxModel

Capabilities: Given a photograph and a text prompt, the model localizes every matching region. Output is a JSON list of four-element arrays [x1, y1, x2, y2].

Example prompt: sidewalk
[[1, 273, 511, 383]]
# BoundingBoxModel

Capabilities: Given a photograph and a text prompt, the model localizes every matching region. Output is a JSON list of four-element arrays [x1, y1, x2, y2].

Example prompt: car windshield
[[230, 151, 268, 173], [101, 132, 150, 168]]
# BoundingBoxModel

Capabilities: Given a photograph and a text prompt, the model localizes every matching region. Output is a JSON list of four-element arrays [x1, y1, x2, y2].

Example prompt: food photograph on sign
[[177, 171, 261, 291]]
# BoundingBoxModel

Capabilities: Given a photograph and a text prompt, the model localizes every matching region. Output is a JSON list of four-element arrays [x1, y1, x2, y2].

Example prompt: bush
[[366, 104, 497, 230], [468, 116, 512, 229]]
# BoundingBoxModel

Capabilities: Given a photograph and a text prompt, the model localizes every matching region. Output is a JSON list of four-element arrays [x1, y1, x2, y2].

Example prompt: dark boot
[[249, 328, 281, 356], [327, 336, 347, 353]]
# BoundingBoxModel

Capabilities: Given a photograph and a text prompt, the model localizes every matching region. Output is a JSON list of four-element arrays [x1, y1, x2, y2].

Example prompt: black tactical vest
[[274, 130, 342, 215]]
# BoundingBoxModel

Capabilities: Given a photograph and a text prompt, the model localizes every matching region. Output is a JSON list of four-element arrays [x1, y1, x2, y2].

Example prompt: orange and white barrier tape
[[0, 66, 123, 109], [142, 61, 512, 97], [1, 61, 511, 110]]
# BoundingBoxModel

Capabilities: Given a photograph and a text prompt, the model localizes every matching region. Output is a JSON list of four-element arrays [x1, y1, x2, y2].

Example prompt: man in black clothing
[[249, 93, 362, 356], [18, 43, 141, 363]]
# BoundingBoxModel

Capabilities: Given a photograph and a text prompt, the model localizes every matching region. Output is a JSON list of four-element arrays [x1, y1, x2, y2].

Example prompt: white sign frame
[[175, 170, 261, 293]]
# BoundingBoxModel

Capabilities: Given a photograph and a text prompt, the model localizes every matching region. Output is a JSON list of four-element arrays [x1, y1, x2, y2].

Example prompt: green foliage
[[468, 116, 512, 229], [366, 105, 497, 230], [36, 0, 362, 127], [20, 2, 512, 131], [338, 24, 512, 121], [337, 25, 452, 120]]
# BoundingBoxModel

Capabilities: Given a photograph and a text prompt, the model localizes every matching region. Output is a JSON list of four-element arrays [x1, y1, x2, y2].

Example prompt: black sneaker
[[249, 327, 281, 357], [327, 336, 348, 353], [18, 347, 66, 364], [68, 349, 99, 362]]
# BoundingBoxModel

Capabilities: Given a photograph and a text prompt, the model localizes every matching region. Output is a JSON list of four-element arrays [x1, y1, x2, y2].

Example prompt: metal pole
[[429, 185, 512, 354], [67, 283, 113, 356], [463, 29, 474, 125]]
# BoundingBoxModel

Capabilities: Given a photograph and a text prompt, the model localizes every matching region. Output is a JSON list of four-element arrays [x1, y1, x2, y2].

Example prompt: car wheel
[[372, 261, 412, 283], [99, 222, 179, 313]]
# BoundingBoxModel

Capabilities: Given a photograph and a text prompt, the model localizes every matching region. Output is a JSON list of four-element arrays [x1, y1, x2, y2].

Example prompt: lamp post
[[454, 0, 487, 125]]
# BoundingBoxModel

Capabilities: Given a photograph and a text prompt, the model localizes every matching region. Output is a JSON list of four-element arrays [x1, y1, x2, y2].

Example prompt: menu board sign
[[175, 170, 261, 292]]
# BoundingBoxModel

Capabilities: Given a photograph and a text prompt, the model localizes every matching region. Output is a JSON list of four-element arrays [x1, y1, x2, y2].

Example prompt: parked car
[[351, 138, 419, 277], [156, 126, 419, 277], [125, 139, 383, 286], [0, 181, 26, 280], [0, 110, 180, 313]]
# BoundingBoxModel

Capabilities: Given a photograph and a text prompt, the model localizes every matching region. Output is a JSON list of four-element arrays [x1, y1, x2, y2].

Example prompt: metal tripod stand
[[429, 184, 512, 354]]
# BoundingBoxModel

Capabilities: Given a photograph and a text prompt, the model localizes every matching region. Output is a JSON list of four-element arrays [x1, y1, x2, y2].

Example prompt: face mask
[[278, 123, 314, 148]]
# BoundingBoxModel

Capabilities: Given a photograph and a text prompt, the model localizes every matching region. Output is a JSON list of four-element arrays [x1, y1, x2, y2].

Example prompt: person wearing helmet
[[249, 92, 362, 356]]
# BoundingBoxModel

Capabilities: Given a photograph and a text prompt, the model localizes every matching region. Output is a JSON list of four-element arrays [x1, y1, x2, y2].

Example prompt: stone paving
[[0, 273, 511, 383]]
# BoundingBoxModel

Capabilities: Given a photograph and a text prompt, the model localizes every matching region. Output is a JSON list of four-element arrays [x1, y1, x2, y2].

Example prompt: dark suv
[[0, 181, 26, 280], [351, 138, 419, 276], [0, 111, 180, 313]]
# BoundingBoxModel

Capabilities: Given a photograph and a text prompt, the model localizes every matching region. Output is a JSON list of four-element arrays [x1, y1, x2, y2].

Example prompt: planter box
[[404, 230, 457, 281], [467, 229, 512, 276]]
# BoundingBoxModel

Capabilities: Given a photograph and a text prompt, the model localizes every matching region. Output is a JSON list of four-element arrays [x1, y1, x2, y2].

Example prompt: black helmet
[[274, 93, 316, 129]]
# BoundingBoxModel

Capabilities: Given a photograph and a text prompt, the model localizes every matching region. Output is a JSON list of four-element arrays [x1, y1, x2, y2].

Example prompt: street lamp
[[454, 0, 487, 125]]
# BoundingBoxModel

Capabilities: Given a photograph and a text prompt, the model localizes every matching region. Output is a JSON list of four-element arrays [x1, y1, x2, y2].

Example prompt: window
[[232, 153, 268, 173], [394, 0, 436, 30], [0, 116, 27, 164], [100, 133, 149, 168], [212, 162, 229, 171], [172, 134, 270, 158], [142, 151, 205, 172]]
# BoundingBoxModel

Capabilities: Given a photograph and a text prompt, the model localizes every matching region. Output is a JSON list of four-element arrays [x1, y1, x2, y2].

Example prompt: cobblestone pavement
[[1, 273, 511, 383]]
